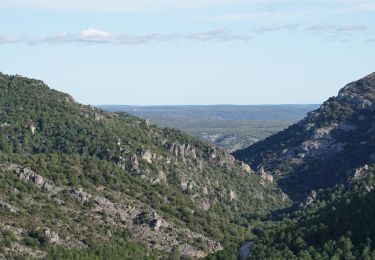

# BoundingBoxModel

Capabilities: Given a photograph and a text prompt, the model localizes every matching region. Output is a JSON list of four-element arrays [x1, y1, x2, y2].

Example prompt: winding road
[[239, 241, 254, 260]]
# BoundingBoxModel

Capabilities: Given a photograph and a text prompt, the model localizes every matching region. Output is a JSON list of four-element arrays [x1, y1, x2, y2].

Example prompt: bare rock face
[[364, 185, 374, 193], [208, 147, 217, 159], [260, 167, 273, 182], [44, 228, 60, 244], [71, 188, 91, 204], [0, 201, 19, 213], [353, 165, 369, 180], [94, 113, 104, 121], [0, 122, 10, 128], [149, 213, 163, 231], [169, 142, 197, 159], [229, 190, 237, 202], [3, 164, 48, 189], [30, 125, 36, 135], [241, 162, 251, 173], [130, 154, 139, 170], [300, 190, 317, 207], [201, 200, 211, 211], [115, 156, 126, 169], [180, 178, 189, 191], [141, 150, 153, 163], [151, 171, 167, 184], [145, 119, 150, 128], [285, 124, 346, 159]]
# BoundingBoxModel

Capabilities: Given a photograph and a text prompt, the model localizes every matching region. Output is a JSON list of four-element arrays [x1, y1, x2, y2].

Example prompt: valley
[[1, 72, 375, 259]]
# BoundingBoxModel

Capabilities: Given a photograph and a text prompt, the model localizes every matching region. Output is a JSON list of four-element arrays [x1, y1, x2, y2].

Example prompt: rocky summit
[[234, 72, 375, 201]]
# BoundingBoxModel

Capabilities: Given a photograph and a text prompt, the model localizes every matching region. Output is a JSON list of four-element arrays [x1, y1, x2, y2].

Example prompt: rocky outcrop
[[169, 142, 197, 159], [285, 124, 345, 159], [0, 201, 19, 214], [94, 113, 104, 121], [141, 150, 153, 163], [145, 119, 150, 128], [260, 167, 273, 182], [241, 162, 251, 173], [115, 156, 126, 169], [30, 125, 36, 135], [0, 122, 10, 128], [353, 165, 369, 180], [149, 213, 163, 231], [180, 178, 195, 192], [229, 190, 237, 201], [208, 147, 217, 159], [130, 154, 139, 170], [44, 228, 60, 244], [302, 190, 317, 207], [71, 188, 91, 204], [2, 164, 50, 189]]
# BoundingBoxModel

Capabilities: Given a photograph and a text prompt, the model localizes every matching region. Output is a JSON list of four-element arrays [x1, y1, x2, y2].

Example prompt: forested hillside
[[0, 73, 289, 259], [250, 164, 375, 259]]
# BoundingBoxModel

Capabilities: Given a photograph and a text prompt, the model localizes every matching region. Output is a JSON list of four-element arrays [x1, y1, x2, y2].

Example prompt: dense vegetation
[[0, 72, 288, 258], [250, 166, 375, 259]]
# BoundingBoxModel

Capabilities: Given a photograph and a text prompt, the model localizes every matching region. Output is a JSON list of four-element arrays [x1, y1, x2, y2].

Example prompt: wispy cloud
[[255, 24, 299, 33], [0, 34, 24, 44], [307, 24, 368, 32], [186, 29, 251, 42], [0, 23, 372, 46], [352, 3, 375, 12], [306, 23, 369, 42], [195, 11, 292, 22], [0, 28, 251, 45]]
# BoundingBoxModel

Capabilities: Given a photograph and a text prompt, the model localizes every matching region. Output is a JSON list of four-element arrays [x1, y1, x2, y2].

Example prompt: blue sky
[[1, 0, 375, 105]]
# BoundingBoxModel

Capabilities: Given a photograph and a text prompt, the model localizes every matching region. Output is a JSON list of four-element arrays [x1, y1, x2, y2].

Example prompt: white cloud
[[81, 28, 111, 39]]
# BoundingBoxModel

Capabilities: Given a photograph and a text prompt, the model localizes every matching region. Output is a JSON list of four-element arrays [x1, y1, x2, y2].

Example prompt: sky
[[1, 0, 375, 105]]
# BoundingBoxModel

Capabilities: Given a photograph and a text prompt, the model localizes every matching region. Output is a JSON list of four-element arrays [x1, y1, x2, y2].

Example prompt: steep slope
[[250, 164, 375, 259], [234, 72, 375, 201], [0, 73, 288, 258]]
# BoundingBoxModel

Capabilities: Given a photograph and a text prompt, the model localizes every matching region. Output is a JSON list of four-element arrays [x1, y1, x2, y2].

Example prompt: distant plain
[[101, 105, 319, 152]]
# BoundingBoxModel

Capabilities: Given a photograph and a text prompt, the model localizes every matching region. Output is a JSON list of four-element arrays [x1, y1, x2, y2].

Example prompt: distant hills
[[100, 104, 319, 121], [101, 104, 319, 152]]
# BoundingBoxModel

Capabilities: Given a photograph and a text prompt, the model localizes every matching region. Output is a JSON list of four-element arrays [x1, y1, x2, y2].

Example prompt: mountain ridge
[[233, 72, 375, 201]]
